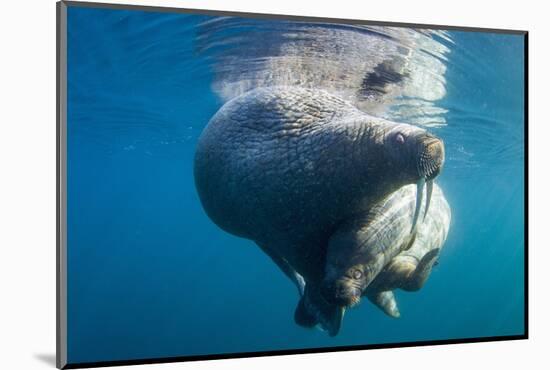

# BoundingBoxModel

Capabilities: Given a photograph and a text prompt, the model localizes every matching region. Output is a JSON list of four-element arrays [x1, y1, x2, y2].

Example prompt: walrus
[[294, 183, 450, 333], [295, 184, 450, 332], [320, 183, 450, 307], [194, 86, 445, 329], [365, 185, 450, 318]]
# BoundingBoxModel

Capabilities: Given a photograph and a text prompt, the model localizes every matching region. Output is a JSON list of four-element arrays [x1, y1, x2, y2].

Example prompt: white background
[[0, 0, 546, 369]]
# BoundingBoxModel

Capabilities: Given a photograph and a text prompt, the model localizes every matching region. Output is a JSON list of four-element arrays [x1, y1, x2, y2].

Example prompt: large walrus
[[295, 183, 450, 334], [194, 86, 445, 332]]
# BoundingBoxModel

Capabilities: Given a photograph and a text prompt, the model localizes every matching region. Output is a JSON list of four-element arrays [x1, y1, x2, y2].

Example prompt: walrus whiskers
[[413, 135, 444, 230]]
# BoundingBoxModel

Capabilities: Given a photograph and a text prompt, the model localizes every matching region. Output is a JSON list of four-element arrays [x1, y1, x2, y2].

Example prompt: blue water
[[66, 6, 525, 364]]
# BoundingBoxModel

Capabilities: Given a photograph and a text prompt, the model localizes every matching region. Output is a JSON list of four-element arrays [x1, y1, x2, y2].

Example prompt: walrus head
[[320, 263, 368, 308], [380, 123, 445, 231]]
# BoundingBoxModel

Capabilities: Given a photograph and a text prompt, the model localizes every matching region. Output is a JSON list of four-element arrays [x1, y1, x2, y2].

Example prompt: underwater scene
[[66, 5, 525, 365]]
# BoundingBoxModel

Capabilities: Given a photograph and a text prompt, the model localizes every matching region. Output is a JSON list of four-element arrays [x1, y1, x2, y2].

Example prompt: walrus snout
[[411, 134, 445, 232], [320, 280, 362, 307], [418, 135, 444, 180]]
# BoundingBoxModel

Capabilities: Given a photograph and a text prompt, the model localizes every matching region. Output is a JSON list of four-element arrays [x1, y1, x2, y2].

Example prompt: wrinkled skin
[[297, 184, 451, 333], [365, 186, 450, 318], [194, 86, 445, 335], [321, 184, 450, 307]]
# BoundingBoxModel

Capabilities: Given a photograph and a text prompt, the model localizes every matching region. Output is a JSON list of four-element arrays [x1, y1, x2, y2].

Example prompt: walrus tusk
[[338, 306, 345, 322], [328, 306, 346, 337], [411, 177, 425, 232], [424, 180, 434, 221]]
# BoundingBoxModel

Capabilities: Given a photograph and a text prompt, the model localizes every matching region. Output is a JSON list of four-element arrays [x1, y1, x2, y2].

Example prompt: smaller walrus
[[294, 183, 450, 335], [321, 183, 450, 308], [364, 185, 450, 318]]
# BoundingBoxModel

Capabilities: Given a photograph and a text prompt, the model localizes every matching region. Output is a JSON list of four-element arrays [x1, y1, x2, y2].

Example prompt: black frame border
[[56, 1, 529, 369]]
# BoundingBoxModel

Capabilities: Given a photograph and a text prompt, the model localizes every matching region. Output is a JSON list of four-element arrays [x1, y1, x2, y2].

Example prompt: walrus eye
[[352, 270, 363, 280], [395, 133, 405, 144]]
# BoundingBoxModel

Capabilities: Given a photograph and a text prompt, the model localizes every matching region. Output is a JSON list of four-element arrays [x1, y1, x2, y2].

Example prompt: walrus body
[[321, 183, 450, 305], [342, 184, 450, 318], [369, 184, 450, 294], [195, 87, 444, 287], [296, 184, 450, 331]]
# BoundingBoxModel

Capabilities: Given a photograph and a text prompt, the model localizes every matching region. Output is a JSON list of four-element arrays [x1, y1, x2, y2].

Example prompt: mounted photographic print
[[56, 1, 528, 368]]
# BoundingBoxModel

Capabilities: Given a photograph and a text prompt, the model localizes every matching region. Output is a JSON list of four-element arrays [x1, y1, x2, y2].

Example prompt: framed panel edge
[[57, 1, 68, 369]]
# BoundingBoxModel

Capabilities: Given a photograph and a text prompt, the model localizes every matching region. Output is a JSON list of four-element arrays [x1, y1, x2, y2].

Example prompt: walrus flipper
[[295, 286, 345, 337], [258, 243, 305, 296], [404, 248, 440, 291], [366, 290, 400, 318]]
